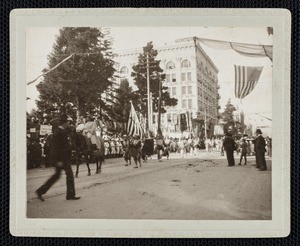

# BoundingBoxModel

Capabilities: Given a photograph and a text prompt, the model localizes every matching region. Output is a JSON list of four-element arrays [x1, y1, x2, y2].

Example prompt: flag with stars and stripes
[[127, 102, 143, 138], [234, 65, 263, 99]]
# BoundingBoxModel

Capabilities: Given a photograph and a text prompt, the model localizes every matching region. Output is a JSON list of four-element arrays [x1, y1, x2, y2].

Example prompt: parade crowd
[[32, 114, 271, 201]]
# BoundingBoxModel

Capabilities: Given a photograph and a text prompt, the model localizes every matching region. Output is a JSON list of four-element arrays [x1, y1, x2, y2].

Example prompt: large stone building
[[113, 37, 220, 137]]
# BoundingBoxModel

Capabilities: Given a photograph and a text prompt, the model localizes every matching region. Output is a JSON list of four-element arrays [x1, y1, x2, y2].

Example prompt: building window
[[172, 113, 177, 124], [172, 87, 177, 96], [188, 86, 192, 94], [172, 73, 176, 82], [188, 99, 193, 108], [166, 61, 175, 70], [187, 72, 192, 81], [161, 114, 165, 124], [182, 86, 186, 95], [166, 74, 171, 83], [120, 66, 129, 75], [167, 87, 171, 94], [181, 59, 191, 69], [182, 99, 187, 108], [181, 73, 186, 81], [181, 72, 192, 81], [167, 113, 172, 122], [166, 73, 176, 82]]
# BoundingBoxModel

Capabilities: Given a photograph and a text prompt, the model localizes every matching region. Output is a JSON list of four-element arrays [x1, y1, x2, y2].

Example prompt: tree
[[36, 27, 115, 120], [131, 42, 177, 118], [221, 99, 237, 134], [108, 79, 138, 131]]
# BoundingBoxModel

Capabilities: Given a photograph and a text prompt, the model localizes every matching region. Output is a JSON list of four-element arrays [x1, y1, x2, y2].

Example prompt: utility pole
[[145, 49, 151, 132], [157, 77, 162, 136], [189, 107, 193, 135], [204, 108, 207, 139]]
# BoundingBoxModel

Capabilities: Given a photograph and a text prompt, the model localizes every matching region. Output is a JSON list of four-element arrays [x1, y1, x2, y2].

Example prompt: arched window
[[166, 61, 175, 70], [120, 66, 129, 75], [181, 59, 191, 69]]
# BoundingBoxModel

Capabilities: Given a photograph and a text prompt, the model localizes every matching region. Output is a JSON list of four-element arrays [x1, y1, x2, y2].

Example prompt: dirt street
[[27, 152, 272, 220]]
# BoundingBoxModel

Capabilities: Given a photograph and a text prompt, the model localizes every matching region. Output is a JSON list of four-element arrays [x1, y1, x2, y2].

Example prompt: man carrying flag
[[127, 102, 143, 139]]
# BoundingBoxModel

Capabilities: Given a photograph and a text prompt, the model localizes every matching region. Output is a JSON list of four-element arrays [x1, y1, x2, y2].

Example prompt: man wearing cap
[[255, 129, 267, 171], [36, 114, 80, 201]]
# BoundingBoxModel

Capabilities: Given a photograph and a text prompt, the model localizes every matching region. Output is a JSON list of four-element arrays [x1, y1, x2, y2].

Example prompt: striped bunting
[[234, 65, 263, 99], [127, 102, 143, 138]]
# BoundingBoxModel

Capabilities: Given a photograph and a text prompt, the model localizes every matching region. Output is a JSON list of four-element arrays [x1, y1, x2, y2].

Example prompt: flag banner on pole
[[127, 102, 143, 138], [234, 65, 263, 99]]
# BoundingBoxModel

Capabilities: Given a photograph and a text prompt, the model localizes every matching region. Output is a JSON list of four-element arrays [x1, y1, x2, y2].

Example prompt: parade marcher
[[220, 136, 225, 156], [178, 138, 185, 158], [110, 138, 116, 158], [36, 115, 80, 201], [116, 137, 122, 157], [122, 135, 131, 166], [205, 138, 212, 153], [255, 129, 267, 171], [141, 134, 154, 163], [131, 135, 142, 168], [238, 138, 248, 165], [156, 134, 165, 162], [104, 139, 110, 159], [223, 132, 236, 166], [163, 137, 170, 160]]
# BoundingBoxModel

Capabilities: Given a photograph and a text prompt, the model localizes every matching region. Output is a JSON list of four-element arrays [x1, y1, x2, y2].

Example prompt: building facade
[[113, 37, 220, 137]]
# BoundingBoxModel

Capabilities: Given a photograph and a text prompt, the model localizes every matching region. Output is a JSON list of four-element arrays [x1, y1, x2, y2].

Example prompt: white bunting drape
[[198, 38, 273, 61]]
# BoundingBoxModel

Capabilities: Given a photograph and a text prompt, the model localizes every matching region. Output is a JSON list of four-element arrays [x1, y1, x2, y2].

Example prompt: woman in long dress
[[83, 116, 101, 151]]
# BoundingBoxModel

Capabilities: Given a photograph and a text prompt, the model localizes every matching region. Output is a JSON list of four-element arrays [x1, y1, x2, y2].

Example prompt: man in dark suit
[[254, 129, 267, 171], [223, 132, 236, 166], [36, 115, 81, 201]]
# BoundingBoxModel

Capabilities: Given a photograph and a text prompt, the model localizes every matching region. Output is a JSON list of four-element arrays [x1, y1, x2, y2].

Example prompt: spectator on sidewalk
[[223, 132, 236, 167], [255, 129, 267, 171]]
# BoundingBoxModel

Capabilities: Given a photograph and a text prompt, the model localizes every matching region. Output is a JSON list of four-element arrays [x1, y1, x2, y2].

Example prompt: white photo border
[[10, 8, 291, 238]]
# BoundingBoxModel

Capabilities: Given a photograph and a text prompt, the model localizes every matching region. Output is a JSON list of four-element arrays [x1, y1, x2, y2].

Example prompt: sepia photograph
[[10, 8, 290, 237], [26, 26, 273, 220]]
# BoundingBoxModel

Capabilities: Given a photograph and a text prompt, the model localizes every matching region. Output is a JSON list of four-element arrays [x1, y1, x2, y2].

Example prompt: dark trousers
[[255, 152, 260, 168], [257, 151, 267, 170], [239, 153, 247, 164], [226, 149, 235, 166], [157, 146, 164, 160], [37, 161, 76, 199]]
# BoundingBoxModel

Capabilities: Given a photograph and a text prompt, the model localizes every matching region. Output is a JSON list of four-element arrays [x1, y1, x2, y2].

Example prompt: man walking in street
[[36, 115, 81, 201], [255, 129, 267, 171], [238, 138, 248, 165], [156, 134, 165, 162], [223, 132, 236, 166]]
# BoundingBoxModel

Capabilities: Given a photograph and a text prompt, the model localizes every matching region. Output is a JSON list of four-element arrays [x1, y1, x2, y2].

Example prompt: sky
[[26, 27, 273, 129]]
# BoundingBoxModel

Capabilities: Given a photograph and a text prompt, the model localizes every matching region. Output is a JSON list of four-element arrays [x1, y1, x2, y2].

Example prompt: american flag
[[234, 65, 263, 99], [127, 102, 143, 138]]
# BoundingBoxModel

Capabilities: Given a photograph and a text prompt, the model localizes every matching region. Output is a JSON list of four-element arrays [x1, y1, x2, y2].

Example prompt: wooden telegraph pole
[[157, 77, 162, 136]]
